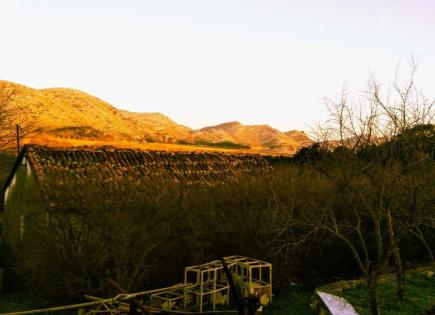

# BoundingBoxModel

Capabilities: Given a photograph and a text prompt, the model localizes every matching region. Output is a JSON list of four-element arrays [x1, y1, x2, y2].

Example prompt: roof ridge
[[21, 144, 265, 156]]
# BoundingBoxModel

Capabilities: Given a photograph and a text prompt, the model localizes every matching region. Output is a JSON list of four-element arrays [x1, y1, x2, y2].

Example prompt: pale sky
[[1, 0, 434, 131]]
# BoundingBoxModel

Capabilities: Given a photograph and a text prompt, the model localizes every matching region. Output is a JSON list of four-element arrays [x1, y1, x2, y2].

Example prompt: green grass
[[263, 286, 314, 315], [317, 265, 435, 315], [0, 290, 76, 314], [0, 290, 41, 313], [341, 273, 435, 314]]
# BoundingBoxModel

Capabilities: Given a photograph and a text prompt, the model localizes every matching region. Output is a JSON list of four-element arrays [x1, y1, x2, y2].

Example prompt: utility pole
[[16, 124, 20, 155]]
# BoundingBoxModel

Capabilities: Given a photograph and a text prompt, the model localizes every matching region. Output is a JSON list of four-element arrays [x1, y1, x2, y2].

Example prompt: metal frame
[[224, 256, 273, 305], [184, 260, 236, 312], [150, 288, 185, 311], [182, 256, 272, 312], [0, 257, 272, 315]]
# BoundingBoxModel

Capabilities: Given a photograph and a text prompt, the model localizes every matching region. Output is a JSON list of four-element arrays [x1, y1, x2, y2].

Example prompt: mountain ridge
[[1, 80, 312, 154]]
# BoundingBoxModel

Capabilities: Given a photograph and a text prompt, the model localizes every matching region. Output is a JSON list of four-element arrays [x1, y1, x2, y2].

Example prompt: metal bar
[[213, 269, 217, 311], [220, 258, 245, 315], [107, 278, 152, 315], [199, 271, 204, 313]]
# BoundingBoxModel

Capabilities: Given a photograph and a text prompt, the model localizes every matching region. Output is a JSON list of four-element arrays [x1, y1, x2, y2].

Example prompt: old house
[[0, 145, 272, 250]]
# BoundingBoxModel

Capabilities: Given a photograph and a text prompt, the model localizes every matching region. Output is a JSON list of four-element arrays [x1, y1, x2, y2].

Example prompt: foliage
[[18, 177, 190, 300], [3, 63, 434, 314], [299, 60, 435, 314], [0, 291, 42, 313], [0, 241, 15, 268], [12, 122, 434, 305], [194, 140, 251, 149], [0, 151, 17, 186], [0, 82, 36, 149]]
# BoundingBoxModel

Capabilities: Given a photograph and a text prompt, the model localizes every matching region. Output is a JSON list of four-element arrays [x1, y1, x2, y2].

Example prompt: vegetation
[[13, 124, 434, 306], [177, 139, 252, 149], [0, 63, 434, 315], [0, 290, 77, 314], [0, 151, 16, 185], [263, 287, 313, 315], [315, 265, 435, 315], [0, 151, 16, 238], [210, 141, 251, 149], [292, 60, 434, 315], [0, 81, 35, 149], [0, 291, 39, 313], [0, 80, 307, 155], [0, 288, 313, 314], [24, 134, 259, 155]]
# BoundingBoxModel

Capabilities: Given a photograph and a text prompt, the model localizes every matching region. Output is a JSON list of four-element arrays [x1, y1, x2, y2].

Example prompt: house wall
[[1, 158, 46, 250]]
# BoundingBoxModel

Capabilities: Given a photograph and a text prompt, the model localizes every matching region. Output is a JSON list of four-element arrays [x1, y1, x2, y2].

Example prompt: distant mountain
[[195, 122, 311, 154], [1, 81, 311, 154], [284, 130, 313, 147]]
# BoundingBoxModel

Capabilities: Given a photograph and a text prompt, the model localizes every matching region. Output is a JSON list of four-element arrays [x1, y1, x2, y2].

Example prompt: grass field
[[316, 264, 435, 315], [340, 269, 435, 314], [263, 286, 313, 315], [0, 291, 40, 313], [264, 269, 435, 315]]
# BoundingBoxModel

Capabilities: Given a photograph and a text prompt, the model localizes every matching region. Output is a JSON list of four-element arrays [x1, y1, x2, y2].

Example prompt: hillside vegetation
[[1, 81, 311, 154], [0, 67, 433, 315]]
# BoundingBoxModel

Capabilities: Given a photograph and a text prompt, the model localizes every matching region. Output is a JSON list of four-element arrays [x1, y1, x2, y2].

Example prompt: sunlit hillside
[[22, 133, 283, 156], [2, 81, 312, 154]]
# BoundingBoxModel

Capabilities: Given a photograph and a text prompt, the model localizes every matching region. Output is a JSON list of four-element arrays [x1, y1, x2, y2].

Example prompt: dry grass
[[23, 134, 285, 155]]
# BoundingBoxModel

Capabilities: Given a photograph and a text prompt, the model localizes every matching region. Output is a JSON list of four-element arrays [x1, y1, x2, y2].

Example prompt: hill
[[1, 81, 311, 154], [196, 122, 312, 153]]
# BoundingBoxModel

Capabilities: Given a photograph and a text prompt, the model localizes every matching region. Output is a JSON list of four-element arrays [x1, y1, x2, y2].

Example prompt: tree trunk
[[367, 272, 380, 315], [415, 227, 434, 263], [386, 209, 405, 299], [393, 254, 405, 300]]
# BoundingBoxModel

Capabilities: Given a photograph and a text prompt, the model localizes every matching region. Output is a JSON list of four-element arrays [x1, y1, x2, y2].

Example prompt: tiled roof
[[25, 145, 271, 185], [1, 145, 271, 211]]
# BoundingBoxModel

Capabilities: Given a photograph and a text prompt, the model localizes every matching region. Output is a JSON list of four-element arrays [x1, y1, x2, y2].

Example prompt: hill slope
[[1, 81, 311, 154], [195, 122, 311, 153], [11, 84, 191, 143]]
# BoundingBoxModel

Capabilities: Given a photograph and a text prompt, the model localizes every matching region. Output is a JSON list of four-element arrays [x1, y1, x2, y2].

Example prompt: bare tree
[[0, 81, 36, 149], [305, 58, 435, 315], [19, 174, 195, 300]]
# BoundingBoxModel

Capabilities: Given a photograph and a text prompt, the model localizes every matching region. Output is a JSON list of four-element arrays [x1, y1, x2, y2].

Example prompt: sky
[[1, 0, 434, 131]]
